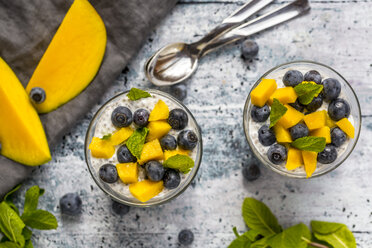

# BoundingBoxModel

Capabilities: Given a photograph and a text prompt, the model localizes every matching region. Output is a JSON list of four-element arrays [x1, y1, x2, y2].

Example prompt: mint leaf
[[267, 223, 311, 248], [126, 128, 149, 159], [294, 82, 323, 105], [228, 234, 252, 248], [24, 240, 33, 248], [311, 221, 356, 248], [0, 241, 20, 248], [163, 155, 194, 174], [251, 235, 273, 248], [21, 210, 58, 230], [127, 88, 151, 101], [3, 185, 21, 202], [269, 99, 287, 128], [23, 186, 44, 215], [101, 134, 112, 140], [244, 230, 262, 242], [21, 227, 32, 241], [291, 136, 326, 152], [311, 220, 344, 234], [0, 202, 25, 247], [242, 198, 282, 237]]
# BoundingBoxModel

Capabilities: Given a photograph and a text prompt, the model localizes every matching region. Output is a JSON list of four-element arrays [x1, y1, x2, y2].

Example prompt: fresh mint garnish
[[311, 221, 356, 248], [267, 223, 311, 248], [294, 82, 323, 105], [125, 128, 149, 159], [291, 136, 326, 152], [163, 154, 194, 174], [127, 88, 151, 101], [269, 98, 287, 128], [101, 133, 112, 140]]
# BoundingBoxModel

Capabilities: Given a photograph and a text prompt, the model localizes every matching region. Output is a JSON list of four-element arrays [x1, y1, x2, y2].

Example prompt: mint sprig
[[100, 133, 112, 140], [311, 221, 356, 248], [294, 82, 323, 105], [127, 88, 151, 101], [163, 154, 195, 174], [269, 98, 287, 128], [125, 128, 149, 159], [291, 136, 326, 152]]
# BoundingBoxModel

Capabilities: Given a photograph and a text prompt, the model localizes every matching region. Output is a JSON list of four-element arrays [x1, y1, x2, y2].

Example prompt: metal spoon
[[145, 0, 310, 86]]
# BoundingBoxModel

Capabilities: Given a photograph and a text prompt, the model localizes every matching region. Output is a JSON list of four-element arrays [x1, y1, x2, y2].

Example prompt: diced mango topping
[[146, 121, 172, 142], [277, 104, 304, 129], [286, 148, 303, 170], [88, 137, 115, 159], [109, 127, 133, 146], [273, 124, 292, 143], [268, 87, 297, 105], [251, 79, 277, 107], [336, 118, 355, 138], [138, 139, 164, 165], [117, 163, 138, 184], [129, 180, 164, 202], [311, 126, 331, 144], [302, 151, 317, 178], [164, 149, 190, 161], [149, 100, 169, 121], [303, 110, 326, 131], [326, 114, 337, 128]]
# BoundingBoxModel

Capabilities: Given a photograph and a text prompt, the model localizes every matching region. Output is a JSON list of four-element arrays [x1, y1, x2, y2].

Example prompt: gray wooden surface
[[12, 0, 372, 247]]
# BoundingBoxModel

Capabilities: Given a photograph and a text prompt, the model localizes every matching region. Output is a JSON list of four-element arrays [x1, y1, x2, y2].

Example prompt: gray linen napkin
[[0, 0, 177, 198]]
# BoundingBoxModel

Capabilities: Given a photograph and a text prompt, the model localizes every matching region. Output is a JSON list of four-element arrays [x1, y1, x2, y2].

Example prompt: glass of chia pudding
[[85, 88, 202, 207], [243, 61, 361, 178]]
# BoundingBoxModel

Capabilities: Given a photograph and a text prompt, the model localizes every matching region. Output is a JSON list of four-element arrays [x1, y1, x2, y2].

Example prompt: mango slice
[[138, 139, 164, 165], [286, 148, 303, 170], [273, 124, 292, 143], [26, 0, 107, 113], [311, 126, 331, 144], [251, 79, 277, 107], [268, 87, 297, 105], [148, 100, 169, 121], [117, 163, 138, 184], [164, 149, 190, 161], [336, 118, 355, 138], [147, 121, 171, 142], [277, 104, 304, 129], [88, 137, 115, 159], [129, 180, 164, 202], [326, 114, 337, 128], [302, 151, 317, 178], [0, 58, 51, 166], [109, 127, 133, 146], [303, 110, 326, 131]]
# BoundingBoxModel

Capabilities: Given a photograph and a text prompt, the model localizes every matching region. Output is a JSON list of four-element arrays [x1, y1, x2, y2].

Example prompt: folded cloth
[[0, 0, 177, 198]]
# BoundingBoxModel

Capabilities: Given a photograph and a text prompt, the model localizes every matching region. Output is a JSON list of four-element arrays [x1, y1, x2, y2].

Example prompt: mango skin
[[129, 180, 164, 202], [268, 87, 297, 105], [277, 104, 304, 129], [286, 148, 303, 170], [302, 151, 317, 178], [117, 163, 138, 184], [336, 118, 355, 138], [138, 139, 164, 165], [311, 126, 331, 144], [304, 110, 327, 131], [146, 121, 171, 142], [149, 100, 169, 121], [251, 79, 277, 107], [88, 137, 115, 159]]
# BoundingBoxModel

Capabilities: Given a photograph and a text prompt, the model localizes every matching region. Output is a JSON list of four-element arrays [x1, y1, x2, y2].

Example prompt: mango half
[[0, 58, 51, 166], [26, 0, 107, 113]]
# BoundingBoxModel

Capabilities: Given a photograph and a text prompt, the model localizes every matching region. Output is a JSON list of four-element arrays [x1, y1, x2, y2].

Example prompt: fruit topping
[[258, 125, 276, 146], [242, 163, 261, 181], [178, 229, 194, 245], [163, 154, 195, 174], [273, 124, 292, 143], [60, 193, 82, 215], [241, 40, 259, 60], [290, 123, 309, 140], [283, 70, 303, 87], [277, 104, 304, 129], [163, 169, 181, 189], [147, 121, 172, 141], [138, 139, 164, 165], [126, 127, 149, 159], [29, 87, 46, 104], [251, 79, 277, 107], [267, 144, 287, 164], [310, 126, 331, 144], [160, 134, 177, 150], [326, 114, 337, 128], [286, 148, 303, 170], [251, 104, 270, 122], [294, 82, 323, 106], [112, 200, 130, 216], [304, 70, 322, 84], [178, 130, 198, 150], [117, 162, 138, 184], [129, 180, 164, 202], [117, 145, 137, 163], [322, 78, 341, 102], [303, 110, 326, 131], [168, 108, 188, 130], [171, 84, 187, 101], [164, 149, 190, 161], [289, 99, 305, 112], [268, 87, 298, 105], [99, 163, 118, 183], [335, 118, 355, 138], [317, 145, 337, 164], [149, 100, 169, 121], [111, 106, 133, 128], [145, 161, 165, 182], [306, 94, 323, 112], [133, 108, 150, 127], [328, 99, 350, 121], [109, 127, 133, 146], [89, 137, 115, 159], [331, 127, 347, 147], [291, 136, 326, 152], [302, 151, 317, 177], [127, 88, 151, 101]]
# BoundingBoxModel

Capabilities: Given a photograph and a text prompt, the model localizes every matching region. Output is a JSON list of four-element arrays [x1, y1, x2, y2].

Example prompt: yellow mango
[[129, 180, 164, 202], [109, 127, 133, 146], [117, 163, 138, 184], [138, 139, 164, 164], [146, 121, 171, 142], [302, 151, 317, 178], [277, 104, 304, 129], [149, 100, 169, 121], [311, 126, 331, 144], [88, 137, 115, 159], [26, 0, 107, 113], [164, 149, 190, 161], [0, 58, 51, 166], [326, 114, 337, 128], [251, 79, 277, 107], [273, 124, 292, 143], [336, 118, 355, 138], [303, 110, 326, 131], [268, 87, 297, 105], [286, 148, 303, 170]]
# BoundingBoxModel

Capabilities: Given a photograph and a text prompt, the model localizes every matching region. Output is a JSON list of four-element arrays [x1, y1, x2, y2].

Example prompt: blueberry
[[283, 70, 303, 87], [251, 104, 270, 122], [242, 163, 261, 181], [171, 84, 187, 101], [145, 161, 165, 182], [99, 164, 118, 183], [323, 78, 341, 102], [163, 169, 181, 189], [111, 106, 132, 127], [290, 123, 309, 140], [178, 229, 194, 245], [241, 40, 259, 60], [328, 98, 350, 121], [304, 70, 322, 84], [289, 99, 305, 112], [317, 145, 337, 164], [267, 144, 287, 164], [168, 109, 188, 130], [258, 125, 276, 146], [331, 127, 347, 147], [60, 193, 82, 215], [306, 94, 323, 112], [29, 87, 46, 103], [160, 135, 177, 150], [178, 130, 198, 150], [112, 200, 130, 216], [133, 108, 149, 127], [117, 145, 137, 163]]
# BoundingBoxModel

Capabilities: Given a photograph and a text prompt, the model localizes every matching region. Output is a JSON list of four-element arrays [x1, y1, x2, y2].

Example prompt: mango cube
[[146, 121, 171, 142], [326, 114, 337, 128], [149, 100, 169, 121], [286, 148, 303, 170], [268, 87, 297, 105], [129, 180, 164, 202], [138, 139, 164, 165], [251, 79, 277, 107], [336, 118, 355, 138], [303, 110, 326, 131], [273, 124, 292, 143], [88, 137, 115, 159], [311, 126, 331, 144], [117, 163, 138, 184], [164, 149, 190, 161], [302, 151, 317, 178], [277, 104, 304, 129], [109, 127, 133, 146]]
